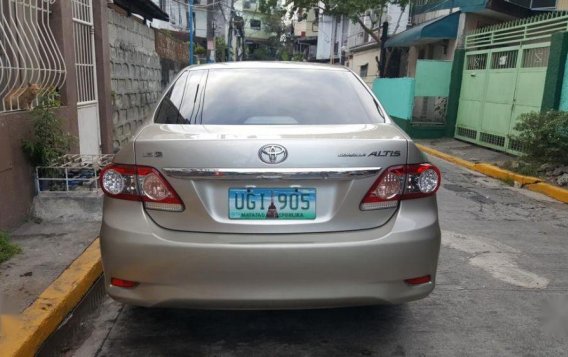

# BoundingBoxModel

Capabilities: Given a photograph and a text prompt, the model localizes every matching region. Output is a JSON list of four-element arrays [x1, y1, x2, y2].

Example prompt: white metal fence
[[0, 0, 66, 113]]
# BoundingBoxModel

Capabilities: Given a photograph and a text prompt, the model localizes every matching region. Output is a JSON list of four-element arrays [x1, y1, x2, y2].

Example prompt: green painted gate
[[455, 12, 568, 154]]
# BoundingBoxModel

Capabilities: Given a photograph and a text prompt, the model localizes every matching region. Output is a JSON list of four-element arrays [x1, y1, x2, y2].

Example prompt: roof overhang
[[385, 11, 461, 48], [113, 0, 169, 22], [350, 41, 381, 53]]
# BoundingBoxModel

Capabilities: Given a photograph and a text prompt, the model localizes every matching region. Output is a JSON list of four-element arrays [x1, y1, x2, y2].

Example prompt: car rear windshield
[[154, 68, 385, 125]]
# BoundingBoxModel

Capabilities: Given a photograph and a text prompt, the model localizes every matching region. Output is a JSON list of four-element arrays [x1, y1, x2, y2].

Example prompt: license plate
[[229, 188, 316, 220]]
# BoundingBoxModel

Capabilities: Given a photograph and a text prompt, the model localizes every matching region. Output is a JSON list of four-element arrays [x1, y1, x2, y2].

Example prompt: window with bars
[[491, 50, 519, 69], [360, 64, 368, 78], [250, 19, 261, 30], [72, 0, 97, 104], [522, 47, 550, 68], [467, 54, 488, 70], [0, 0, 66, 113]]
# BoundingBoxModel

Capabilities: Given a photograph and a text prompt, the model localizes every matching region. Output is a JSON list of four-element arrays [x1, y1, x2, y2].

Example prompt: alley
[[69, 156, 568, 357]]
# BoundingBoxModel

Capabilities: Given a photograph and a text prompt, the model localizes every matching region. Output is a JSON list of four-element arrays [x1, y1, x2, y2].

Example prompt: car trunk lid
[[134, 124, 408, 234]]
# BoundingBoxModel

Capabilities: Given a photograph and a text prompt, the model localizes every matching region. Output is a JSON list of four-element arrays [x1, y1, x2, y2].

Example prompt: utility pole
[[207, 0, 215, 62], [227, 0, 236, 61], [188, 0, 194, 65], [329, 17, 336, 64]]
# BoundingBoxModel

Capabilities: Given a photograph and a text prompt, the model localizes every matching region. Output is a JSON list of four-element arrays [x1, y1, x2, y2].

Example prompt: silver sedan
[[99, 62, 441, 309]]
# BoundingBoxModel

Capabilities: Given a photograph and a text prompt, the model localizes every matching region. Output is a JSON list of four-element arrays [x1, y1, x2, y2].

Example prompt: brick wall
[[107, 9, 162, 152]]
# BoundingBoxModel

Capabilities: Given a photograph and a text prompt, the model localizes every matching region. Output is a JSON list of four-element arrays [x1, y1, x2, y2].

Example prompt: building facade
[[0, 0, 114, 229]]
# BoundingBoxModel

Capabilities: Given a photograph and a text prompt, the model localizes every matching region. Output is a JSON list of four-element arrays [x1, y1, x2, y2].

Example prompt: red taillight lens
[[360, 163, 441, 210], [404, 275, 432, 286], [110, 277, 139, 288], [99, 164, 184, 212]]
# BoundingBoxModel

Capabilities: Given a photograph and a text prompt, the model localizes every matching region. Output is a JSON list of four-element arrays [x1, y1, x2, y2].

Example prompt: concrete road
[[71, 156, 568, 357]]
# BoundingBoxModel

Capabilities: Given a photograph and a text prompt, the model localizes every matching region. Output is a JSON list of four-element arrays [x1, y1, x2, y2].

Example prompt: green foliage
[[215, 37, 228, 62], [0, 231, 21, 264], [280, 49, 290, 61], [195, 43, 206, 55], [274, 0, 411, 43], [283, 0, 411, 17], [22, 92, 75, 167], [292, 53, 305, 61], [510, 111, 568, 165], [250, 47, 273, 61]]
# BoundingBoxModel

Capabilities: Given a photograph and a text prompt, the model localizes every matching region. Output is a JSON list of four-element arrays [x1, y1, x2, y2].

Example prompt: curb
[[0, 239, 102, 357], [416, 144, 568, 204]]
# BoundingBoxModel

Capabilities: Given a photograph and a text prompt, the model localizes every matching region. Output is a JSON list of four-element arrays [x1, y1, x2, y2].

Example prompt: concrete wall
[[108, 9, 162, 152], [347, 47, 380, 86], [155, 30, 190, 88], [0, 0, 114, 229], [294, 8, 318, 38], [0, 108, 76, 229], [372, 78, 415, 120]]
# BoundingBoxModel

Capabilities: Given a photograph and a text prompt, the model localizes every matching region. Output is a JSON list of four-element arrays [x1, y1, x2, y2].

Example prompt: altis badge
[[338, 150, 401, 158]]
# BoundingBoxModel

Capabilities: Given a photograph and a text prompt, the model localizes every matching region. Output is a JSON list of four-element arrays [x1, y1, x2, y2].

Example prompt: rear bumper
[[100, 197, 441, 309]]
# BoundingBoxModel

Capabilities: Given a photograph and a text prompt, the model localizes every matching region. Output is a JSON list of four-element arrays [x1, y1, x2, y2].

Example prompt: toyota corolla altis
[[99, 62, 441, 309]]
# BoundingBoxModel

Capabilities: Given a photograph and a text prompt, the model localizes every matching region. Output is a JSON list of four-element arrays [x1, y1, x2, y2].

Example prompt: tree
[[263, 0, 411, 45], [248, 1, 293, 60]]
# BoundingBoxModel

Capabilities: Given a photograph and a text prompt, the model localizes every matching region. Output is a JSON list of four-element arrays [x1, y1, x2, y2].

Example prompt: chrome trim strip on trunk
[[163, 167, 383, 180]]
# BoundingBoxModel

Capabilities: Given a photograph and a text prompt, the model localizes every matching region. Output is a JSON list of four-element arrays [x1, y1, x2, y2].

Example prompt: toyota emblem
[[258, 144, 288, 164]]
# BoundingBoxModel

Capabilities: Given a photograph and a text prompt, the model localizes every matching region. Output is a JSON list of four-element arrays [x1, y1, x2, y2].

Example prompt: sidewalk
[[415, 138, 514, 166], [416, 138, 568, 204], [0, 195, 102, 356], [0, 220, 100, 314]]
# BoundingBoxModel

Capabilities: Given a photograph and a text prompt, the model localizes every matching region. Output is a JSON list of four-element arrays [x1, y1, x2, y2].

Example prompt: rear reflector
[[404, 275, 432, 286], [360, 163, 441, 210], [99, 164, 184, 212], [111, 278, 139, 288]]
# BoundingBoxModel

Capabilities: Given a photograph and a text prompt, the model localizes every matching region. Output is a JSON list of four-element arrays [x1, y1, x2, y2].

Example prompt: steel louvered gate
[[72, 0, 101, 155], [456, 44, 549, 154], [455, 12, 568, 154]]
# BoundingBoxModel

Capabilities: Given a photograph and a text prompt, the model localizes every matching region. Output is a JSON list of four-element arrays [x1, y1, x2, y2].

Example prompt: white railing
[[0, 0, 66, 113]]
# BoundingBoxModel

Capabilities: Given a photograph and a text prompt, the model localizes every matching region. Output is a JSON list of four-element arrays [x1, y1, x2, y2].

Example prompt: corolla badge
[[259, 144, 288, 164]]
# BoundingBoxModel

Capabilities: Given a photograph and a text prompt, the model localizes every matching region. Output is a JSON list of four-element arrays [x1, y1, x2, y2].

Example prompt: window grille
[[491, 50, 518, 69], [72, 0, 97, 104], [457, 127, 478, 140], [522, 47, 550, 68], [360, 64, 368, 78], [0, 0, 66, 113], [466, 54, 488, 70], [480, 132, 506, 147]]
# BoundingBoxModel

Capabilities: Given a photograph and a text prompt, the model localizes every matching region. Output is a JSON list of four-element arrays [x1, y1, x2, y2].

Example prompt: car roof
[[186, 61, 350, 72]]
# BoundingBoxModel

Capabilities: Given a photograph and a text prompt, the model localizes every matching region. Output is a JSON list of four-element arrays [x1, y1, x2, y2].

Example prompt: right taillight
[[360, 163, 441, 211], [99, 164, 184, 212]]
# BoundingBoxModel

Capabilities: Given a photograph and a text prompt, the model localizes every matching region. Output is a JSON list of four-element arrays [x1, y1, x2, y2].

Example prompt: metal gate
[[455, 12, 568, 154], [72, 0, 101, 155]]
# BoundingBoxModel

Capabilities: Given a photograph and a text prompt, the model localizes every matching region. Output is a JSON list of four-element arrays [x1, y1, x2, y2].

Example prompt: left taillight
[[99, 164, 184, 212]]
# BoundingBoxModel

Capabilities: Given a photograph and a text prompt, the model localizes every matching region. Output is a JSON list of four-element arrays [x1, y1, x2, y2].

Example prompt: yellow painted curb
[[416, 144, 476, 170], [526, 183, 568, 203], [0, 238, 102, 357], [473, 164, 541, 186], [416, 144, 568, 204]]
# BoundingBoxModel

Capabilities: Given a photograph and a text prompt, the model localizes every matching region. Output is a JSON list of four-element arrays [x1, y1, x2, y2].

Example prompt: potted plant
[[22, 92, 75, 191]]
